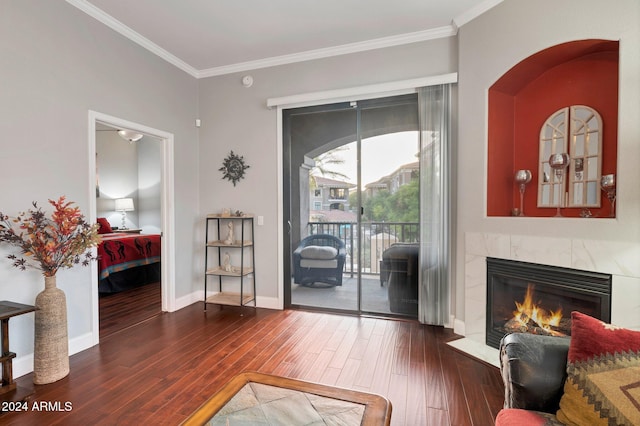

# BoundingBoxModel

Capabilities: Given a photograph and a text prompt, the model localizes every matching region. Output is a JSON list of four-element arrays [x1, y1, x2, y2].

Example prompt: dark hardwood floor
[[5, 304, 504, 425], [99, 282, 162, 338]]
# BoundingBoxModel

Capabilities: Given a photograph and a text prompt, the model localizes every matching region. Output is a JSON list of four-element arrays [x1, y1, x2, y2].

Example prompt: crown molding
[[66, 0, 499, 79], [65, 0, 200, 78], [452, 0, 504, 31], [197, 26, 456, 78]]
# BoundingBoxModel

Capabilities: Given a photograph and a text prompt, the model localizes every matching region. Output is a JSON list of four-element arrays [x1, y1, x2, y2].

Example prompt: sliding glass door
[[283, 94, 420, 317]]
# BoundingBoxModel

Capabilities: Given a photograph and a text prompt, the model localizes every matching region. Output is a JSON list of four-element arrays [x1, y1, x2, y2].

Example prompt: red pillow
[[566, 311, 640, 363], [556, 312, 640, 425], [97, 217, 113, 234]]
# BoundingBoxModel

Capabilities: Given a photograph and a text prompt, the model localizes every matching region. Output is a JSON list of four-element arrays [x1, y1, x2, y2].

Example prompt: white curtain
[[418, 84, 451, 325]]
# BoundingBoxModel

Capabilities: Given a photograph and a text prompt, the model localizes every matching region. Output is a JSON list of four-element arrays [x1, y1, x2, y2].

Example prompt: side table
[[115, 228, 142, 234], [181, 371, 392, 426], [0, 301, 36, 396]]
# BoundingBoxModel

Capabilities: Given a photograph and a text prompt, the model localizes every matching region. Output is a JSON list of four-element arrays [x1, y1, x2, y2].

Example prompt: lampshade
[[114, 198, 134, 212], [117, 129, 143, 143]]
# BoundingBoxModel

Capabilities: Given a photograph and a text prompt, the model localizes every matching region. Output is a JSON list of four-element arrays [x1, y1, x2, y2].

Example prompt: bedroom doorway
[[88, 111, 176, 344]]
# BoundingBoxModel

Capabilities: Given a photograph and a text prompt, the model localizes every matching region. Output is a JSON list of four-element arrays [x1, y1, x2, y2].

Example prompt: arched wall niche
[[487, 39, 619, 217]]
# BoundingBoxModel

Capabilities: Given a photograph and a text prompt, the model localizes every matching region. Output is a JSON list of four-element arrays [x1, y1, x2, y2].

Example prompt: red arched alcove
[[487, 39, 619, 217]]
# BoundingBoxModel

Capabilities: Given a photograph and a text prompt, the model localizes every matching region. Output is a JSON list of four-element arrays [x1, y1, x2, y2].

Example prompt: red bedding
[[98, 233, 161, 280]]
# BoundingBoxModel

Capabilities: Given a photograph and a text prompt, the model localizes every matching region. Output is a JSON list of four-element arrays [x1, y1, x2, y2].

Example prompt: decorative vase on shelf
[[549, 153, 570, 217], [514, 169, 532, 216], [600, 174, 616, 218], [33, 275, 69, 385]]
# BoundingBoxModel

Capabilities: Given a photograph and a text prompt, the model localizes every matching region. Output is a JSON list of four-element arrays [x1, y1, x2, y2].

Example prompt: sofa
[[496, 311, 640, 426], [497, 332, 569, 425]]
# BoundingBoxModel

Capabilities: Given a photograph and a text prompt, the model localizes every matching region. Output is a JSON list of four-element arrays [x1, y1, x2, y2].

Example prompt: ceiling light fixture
[[117, 129, 144, 143]]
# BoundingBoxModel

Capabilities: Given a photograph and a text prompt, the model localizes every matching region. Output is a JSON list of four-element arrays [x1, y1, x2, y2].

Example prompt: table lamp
[[115, 198, 134, 229]]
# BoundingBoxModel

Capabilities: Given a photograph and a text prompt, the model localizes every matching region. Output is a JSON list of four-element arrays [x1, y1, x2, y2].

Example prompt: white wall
[[197, 37, 457, 305], [0, 1, 199, 375], [456, 0, 640, 323], [137, 138, 162, 234], [96, 132, 162, 232], [96, 130, 139, 228]]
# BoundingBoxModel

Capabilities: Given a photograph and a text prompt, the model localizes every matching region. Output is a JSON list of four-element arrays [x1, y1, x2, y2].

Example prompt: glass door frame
[[282, 95, 419, 316], [282, 101, 355, 312]]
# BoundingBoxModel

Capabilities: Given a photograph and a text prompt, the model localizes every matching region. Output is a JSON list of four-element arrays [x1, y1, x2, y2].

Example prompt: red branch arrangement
[[0, 196, 102, 277]]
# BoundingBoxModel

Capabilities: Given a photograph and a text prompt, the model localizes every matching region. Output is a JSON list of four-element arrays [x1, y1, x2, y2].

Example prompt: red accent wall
[[487, 91, 515, 215], [487, 40, 619, 217]]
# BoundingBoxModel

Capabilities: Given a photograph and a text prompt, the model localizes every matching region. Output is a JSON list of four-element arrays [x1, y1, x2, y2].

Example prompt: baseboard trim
[[14, 331, 94, 380], [178, 291, 282, 311], [255, 296, 282, 310], [453, 318, 466, 336], [175, 291, 202, 311]]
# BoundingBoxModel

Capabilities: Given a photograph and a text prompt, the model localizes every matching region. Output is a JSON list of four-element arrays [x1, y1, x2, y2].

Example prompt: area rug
[[181, 371, 391, 426]]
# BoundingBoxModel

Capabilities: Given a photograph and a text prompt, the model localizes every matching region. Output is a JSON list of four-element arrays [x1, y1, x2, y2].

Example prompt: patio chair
[[382, 243, 419, 316], [293, 234, 346, 287]]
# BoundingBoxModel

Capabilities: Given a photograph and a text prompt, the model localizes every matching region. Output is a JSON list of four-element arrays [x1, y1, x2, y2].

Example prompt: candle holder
[[514, 169, 532, 216], [600, 174, 616, 218], [549, 153, 569, 217]]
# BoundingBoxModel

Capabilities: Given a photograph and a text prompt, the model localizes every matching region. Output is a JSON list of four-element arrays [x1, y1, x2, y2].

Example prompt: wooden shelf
[[206, 267, 253, 277], [207, 214, 253, 219], [205, 292, 255, 306], [204, 215, 256, 310], [206, 240, 253, 248]]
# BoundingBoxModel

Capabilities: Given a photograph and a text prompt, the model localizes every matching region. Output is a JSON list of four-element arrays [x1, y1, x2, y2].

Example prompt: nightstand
[[116, 228, 142, 234]]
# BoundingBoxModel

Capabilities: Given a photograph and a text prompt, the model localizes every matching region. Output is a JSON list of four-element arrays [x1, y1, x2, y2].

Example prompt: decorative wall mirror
[[537, 105, 602, 209]]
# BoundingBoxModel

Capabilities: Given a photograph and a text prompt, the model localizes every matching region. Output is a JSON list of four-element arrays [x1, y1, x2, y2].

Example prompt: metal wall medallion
[[219, 151, 249, 186]]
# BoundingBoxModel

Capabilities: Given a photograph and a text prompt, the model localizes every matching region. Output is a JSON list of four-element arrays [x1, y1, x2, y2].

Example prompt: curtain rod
[[266, 73, 457, 109]]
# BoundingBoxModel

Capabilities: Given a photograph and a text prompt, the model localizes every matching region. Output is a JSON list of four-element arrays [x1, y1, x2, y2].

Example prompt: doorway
[[88, 111, 176, 345], [283, 94, 420, 317]]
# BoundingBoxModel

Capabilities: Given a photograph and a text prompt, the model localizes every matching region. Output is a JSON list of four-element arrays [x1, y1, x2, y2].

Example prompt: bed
[[97, 232, 161, 293]]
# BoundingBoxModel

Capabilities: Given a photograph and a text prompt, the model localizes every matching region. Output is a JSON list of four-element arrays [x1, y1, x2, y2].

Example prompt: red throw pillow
[[496, 409, 561, 426], [96, 217, 113, 234], [556, 311, 640, 425]]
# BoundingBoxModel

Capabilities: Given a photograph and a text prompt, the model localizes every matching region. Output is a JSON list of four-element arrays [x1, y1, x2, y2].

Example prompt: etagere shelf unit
[[204, 214, 256, 310]]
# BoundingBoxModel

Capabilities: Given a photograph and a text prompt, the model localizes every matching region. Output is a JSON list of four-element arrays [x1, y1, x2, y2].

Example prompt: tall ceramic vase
[[33, 275, 69, 384]]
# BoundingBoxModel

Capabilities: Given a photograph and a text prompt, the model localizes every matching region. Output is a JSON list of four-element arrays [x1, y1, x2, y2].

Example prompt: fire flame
[[513, 284, 564, 335]]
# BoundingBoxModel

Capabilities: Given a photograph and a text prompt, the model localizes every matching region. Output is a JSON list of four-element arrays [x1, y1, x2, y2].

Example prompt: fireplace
[[486, 257, 611, 349]]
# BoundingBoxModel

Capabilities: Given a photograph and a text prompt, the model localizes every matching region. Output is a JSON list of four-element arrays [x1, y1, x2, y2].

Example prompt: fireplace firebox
[[486, 257, 611, 349]]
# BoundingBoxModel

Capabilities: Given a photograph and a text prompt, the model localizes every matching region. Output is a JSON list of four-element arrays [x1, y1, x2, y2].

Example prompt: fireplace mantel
[[455, 231, 640, 365]]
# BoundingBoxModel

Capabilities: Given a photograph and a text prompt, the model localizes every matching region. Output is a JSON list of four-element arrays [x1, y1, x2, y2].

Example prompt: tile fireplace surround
[[449, 232, 640, 367]]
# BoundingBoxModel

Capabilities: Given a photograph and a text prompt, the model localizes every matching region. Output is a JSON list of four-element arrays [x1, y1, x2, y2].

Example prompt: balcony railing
[[307, 221, 419, 276]]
